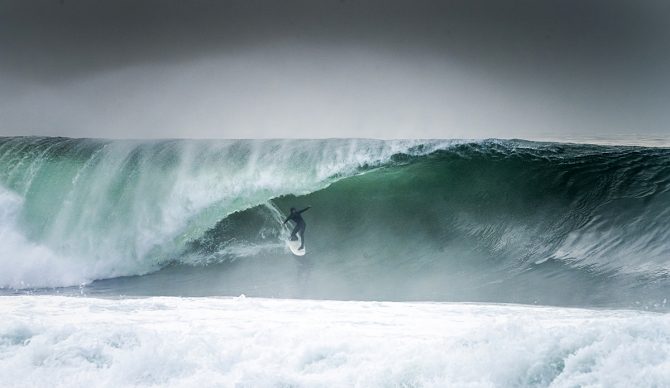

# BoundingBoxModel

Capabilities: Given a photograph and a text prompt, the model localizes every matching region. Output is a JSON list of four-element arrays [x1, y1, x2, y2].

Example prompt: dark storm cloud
[[2, 0, 666, 82], [1, 0, 669, 139]]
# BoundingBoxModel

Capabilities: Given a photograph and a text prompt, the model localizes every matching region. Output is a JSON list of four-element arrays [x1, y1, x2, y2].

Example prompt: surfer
[[283, 206, 311, 250]]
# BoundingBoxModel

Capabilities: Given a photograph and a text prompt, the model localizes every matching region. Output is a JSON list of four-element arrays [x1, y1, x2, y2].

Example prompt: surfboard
[[287, 236, 306, 256]]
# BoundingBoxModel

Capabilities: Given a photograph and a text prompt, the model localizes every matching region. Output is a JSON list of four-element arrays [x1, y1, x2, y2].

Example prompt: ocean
[[1, 136, 669, 386]]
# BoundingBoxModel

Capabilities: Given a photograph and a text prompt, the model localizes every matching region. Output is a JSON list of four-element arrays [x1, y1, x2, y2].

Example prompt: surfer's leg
[[298, 225, 306, 249], [290, 224, 299, 241]]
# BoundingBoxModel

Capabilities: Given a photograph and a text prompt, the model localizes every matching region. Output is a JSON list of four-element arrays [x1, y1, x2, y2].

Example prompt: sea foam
[[0, 296, 668, 387]]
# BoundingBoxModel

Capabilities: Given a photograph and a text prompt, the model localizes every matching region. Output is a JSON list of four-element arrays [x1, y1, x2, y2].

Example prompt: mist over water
[[1, 137, 669, 311]]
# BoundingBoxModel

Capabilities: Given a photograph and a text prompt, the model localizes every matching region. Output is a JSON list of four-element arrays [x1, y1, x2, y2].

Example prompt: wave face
[[1, 137, 670, 309]]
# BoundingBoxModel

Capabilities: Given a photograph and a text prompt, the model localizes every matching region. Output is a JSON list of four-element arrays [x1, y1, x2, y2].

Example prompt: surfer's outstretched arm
[[298, 206, 311, 214]]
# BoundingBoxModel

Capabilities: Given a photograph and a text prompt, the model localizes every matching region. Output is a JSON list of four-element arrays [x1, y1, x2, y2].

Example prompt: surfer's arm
[[283, 216, 290, 224], [298, 206, 311, 214]]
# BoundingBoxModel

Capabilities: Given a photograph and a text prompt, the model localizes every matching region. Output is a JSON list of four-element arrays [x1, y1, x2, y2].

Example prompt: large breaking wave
[[1, 137, 669, 309]]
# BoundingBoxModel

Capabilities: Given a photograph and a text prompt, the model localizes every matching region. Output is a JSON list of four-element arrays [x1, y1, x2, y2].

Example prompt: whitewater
[[2, 136, 670, 387], [2, 296, 669, 387]]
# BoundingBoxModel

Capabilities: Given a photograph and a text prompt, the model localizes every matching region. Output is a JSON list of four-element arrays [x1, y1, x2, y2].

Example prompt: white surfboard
[[287, 236, 306, 256]]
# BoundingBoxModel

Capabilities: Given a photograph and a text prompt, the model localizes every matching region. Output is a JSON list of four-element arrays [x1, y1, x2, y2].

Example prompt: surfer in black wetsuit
[[283, 206, 311, 250]]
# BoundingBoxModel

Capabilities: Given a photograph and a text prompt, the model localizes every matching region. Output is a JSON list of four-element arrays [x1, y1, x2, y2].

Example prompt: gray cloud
[[1, 0, 669, 139]]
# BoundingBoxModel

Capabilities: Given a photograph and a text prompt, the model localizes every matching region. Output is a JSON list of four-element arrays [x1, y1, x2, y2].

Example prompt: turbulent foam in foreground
[[0, 296, 669, 387]]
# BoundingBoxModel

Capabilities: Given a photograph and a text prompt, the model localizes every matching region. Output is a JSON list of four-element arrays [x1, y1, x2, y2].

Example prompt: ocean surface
[[1, 136, 669, 386]]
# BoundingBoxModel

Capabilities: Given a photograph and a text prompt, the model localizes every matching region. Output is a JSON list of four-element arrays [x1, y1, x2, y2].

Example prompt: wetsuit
[[284, 206, 311, 249]]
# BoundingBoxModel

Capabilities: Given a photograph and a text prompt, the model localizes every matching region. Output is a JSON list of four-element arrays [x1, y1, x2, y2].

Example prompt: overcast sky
[[1, 0, 669, 140]]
